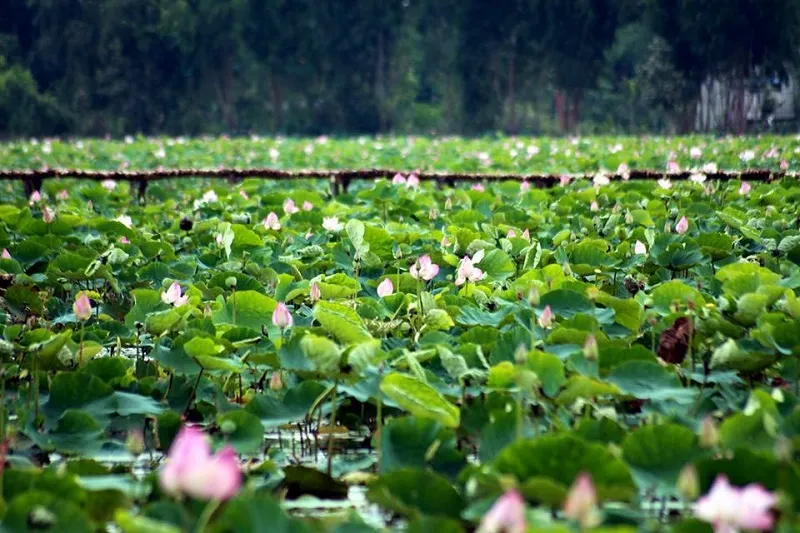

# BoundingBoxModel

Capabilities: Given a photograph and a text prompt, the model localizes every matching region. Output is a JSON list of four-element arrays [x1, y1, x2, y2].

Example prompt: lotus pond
[[0, 136, 799, 532]]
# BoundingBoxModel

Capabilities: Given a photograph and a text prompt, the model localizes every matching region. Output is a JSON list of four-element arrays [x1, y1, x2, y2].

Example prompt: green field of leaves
[[0, 136, 799, 532]]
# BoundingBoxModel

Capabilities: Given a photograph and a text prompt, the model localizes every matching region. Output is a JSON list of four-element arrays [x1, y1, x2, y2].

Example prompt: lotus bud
[[699, 416, 720, 449], [583, 335, 599, 361], [677, 464, 700, 501], [538, 305, 553, 329], [527, 288, 540, 306], [73, 293, 92, 321], [309, 282, 321, 303], [272, 302, 293, 329], [126, 430, 145, 456]]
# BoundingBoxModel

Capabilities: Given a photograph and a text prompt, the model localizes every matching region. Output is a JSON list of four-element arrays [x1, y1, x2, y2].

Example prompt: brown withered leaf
[[657, 316, 693, 365]]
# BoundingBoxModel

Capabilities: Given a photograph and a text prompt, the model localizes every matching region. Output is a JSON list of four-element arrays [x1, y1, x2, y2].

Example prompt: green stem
[[78, 321, 85, 364], [416, 278, 424, 316], [376, 367, 384, 471], [327, 379, 338, 476], [193, 499, 221, 533], [183, 368, 205, 417], [231, 287, 236, 326]]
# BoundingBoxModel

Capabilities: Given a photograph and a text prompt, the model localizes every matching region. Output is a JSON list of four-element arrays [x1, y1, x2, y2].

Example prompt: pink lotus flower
[[119, 237, 130, 244], [477, 489, 526, 533], [1, 249, 10, 259], [593, 173, 610, 186], [161, 282, 189, 306], [309, 282, 321, 303], [739, 182, 751, 195], [667, 161, 681, 173], [675, 216, 689, 235], [658, 178, 672, 190], [302, 201, 313, 211], [538, 305, 553, 328], [272, 302, 293, 329], [29, 191, 42, 204], [392, 173, 407, 185], [617, 163, 630, 180], [102, 179, 118, 191], [634, 240, 647, 255], [406, 173, 420, 189], [780, 160, 789, 170], [377, 278, 394, 298], [564, 473, 601, 529], [455, 250, 485, 286], [410, 255, 440, 281], [42, 206, 55, 223], [560, 175, 571, 187], [283, 198, 299, 215], [56, 189, 69, 201], [471, 183, 485, 192], [159, 426, 241, 501], [73, 293, 92, 321], [520, 181, 530, 193], [264, 212, 281, 230], [690, 147, 703, 159], [695, 475, 776, 533]]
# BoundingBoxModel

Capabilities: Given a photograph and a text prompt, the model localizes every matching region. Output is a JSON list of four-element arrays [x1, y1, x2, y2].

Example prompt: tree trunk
[[506, 50, 517, 134], [554, 89, 567, 133]]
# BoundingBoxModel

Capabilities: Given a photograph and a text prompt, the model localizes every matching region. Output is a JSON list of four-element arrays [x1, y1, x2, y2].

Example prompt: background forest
[[2, 0, 800, 137]]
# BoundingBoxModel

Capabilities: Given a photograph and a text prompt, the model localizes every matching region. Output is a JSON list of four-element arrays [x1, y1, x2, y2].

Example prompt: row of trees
[[2, 0, 799, 136]]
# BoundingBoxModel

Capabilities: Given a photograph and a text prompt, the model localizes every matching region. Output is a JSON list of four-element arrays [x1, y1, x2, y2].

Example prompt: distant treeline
[[2, 0, 799, 137]]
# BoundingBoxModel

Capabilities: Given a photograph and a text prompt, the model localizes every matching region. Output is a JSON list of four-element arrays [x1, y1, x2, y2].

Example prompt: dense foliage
[[0, 136, 799, 532], [2, 0, 800, 136]]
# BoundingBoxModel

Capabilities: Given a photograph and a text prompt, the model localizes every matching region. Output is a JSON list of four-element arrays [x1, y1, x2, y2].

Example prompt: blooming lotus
[[702, 162, 718, 174], [410, 255, 439, 281], [161, 282, 189, 307], [675, 216, 689, 235], [560, 175, 571, 187], [455, 250, 485, 286], [283, 198, 299, 215], [739, 150, 756, 162], [264, 212, 281, 230], [593, 173, 610, 186], [116, 215, 133, 228], [690, 146, 703, 159], [119, 237, 130, 244], [377, 278, 394, 297], [302, 200, 313, 211], [202, 190, 218, 203], [739, 182, 751, 195], [658, 178, 672, 190], [690, 173, 707, 183], [29, 191, 41, 204], [477, 489, 526, 533], [520, 181, 530, 193], [309, 282, 321, 303], [272, 302, 293, 329], [563, 473, 602, 529], [159, 426, 241, 501], [617, 163, 630, 180], [73, 293, 92, 321], [322, 216, 344, 232], [695, 475, 776, 533]]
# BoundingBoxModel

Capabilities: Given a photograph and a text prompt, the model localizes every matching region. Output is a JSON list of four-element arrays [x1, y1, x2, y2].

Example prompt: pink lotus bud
[[73, 293, 92, 321], [377, 278, 394, 298], [272, 302, 293, 329], [441, 236, 450, 247], [739, 182, 751, 195], [560, 175, 571, 187], [471, 183, 485, 192], [56, 189, 69, 201], [159, 426, 241, 501], [780, 160, 789, 170], [42, 206, 55, 223], [119, 237, 130, 244], [590, 201, 599, 212], [302, 200, 313, 211], [667, 161, 680, 173], [269, 371, 283, 391], [264, 212, 281, 230], [102, 179, 118, 191], [520, 181, 530, 193], [309, 282, 321, 303], [583, 335, 599, 361], [563, 473, 601, 529], [29, 191, 42, 204], [392, 173, 407, 185], [1, 249, 10, 259], [477, 489, 526, 533], [507, 229, 516, 238], [406, 173, 420, 189], [538, 305, 553, 329], [283, 198, 299, 215], [634, 240, 647, 255], [521, 229, 530, 240], [675, 216, 689, 235]]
